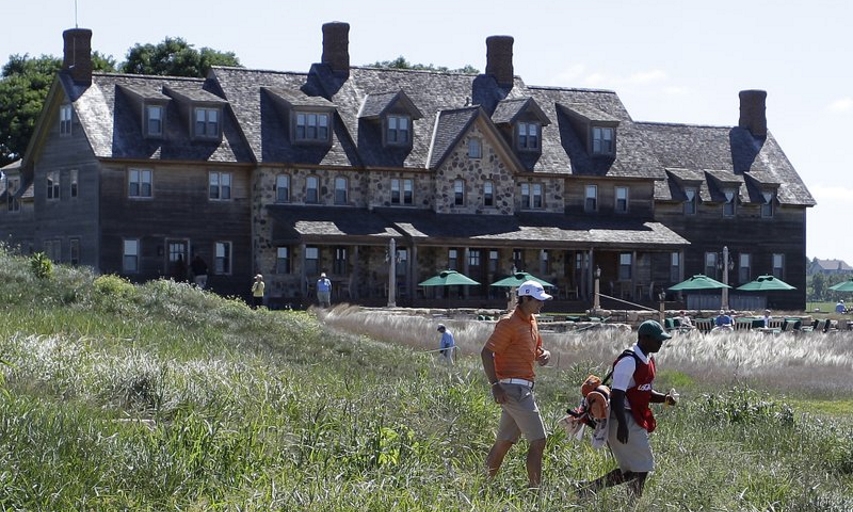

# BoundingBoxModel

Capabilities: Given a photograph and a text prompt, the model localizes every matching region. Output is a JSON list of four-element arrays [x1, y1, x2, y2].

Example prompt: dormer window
[[145, 104, 165, 137], [386, 115, 410, 146], [517, 121, 540, 151], [59, 104, 73, 136], [723, 189, 736, 217], [194, 107, 221, 139], [761, 191, 775, 218], [684, 188, 697, 215], [592, 126, 614, 155], [296, 112, 330, 142]]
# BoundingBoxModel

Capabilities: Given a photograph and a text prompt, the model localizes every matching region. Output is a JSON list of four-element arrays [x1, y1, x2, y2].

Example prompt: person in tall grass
[[251, 274, 265, 309], [481, 280, 552, 489], [437, 324, 455, 365], [317, 272, 332, 308], [576, 319, 678, 501]]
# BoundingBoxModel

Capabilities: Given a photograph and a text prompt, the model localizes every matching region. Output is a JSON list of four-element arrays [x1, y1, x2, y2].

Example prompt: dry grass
[[318, 304, 853, 395]]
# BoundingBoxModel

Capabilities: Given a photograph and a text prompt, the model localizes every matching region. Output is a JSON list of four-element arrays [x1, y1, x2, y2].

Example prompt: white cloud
[[625, 69, 667, 85], [827, 98, 853, 113]]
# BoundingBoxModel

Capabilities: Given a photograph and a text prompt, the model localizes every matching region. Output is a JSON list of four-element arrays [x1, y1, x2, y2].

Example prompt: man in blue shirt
[[836, 300, 846, 314], [316, 272, 332, 308], [437, 324, 456, 364]]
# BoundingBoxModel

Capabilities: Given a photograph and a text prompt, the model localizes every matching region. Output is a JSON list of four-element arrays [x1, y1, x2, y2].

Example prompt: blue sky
[[5, 0, 851, 263]]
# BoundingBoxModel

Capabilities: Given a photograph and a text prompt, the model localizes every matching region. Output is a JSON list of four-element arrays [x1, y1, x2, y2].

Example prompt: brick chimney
[[322, 22, 350, 76], [62, 28, 93, 86], [486, 36, 514, 88], [738, 89, 767, 138]]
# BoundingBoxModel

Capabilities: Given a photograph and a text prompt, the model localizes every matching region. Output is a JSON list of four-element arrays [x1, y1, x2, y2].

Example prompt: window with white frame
[[145, 104, 164, 137], [540, 249, 550, 275], [70, 238, 80, 265], [488, 250, 499, 273], [592, 126, 614, 155], [521, 183, 544, 209], [512, 248, 524, 271], [468, 138, 482, 159], [684, 188, 697, 215], [739, 253, 751, 283], [295, 112, 330, 142], [386, 115, 410, 145], [468, 249, 481, 268], [275, 174, 290, 203], [305, 176, 319, 203], [723, 189, 736, 217], [448, 249, 458, 270], [705, 252, 718, 278], [615, 186, 628, 213], [772, 253, 784, 279], [483, 181, 494, 207], [128, 168, 153, 198], [453, 179, 465, 206], [391, 178, 414, 205], [59, 104, 72, 136], [585, 184, 598, 212], [209, 171, 232, 200], [619, 253, 632, 280], [305, 246, 319, 275], [214, 241, 232, 274], [395, 248, 408, 277], [517, 121, 540, 151], [670, 252, 680, 282], [193, 107, 220, 138], [276, 246, 291, 274], [7, 177, 20, 212], [47, 171, 60, 200], [43, 239, 61, 263], [334, 177, 348, 204], [334, 247, 348, 275], [761, 191, 775, 218], [69, 169, 78, 198], [123, 239, 139, 273]]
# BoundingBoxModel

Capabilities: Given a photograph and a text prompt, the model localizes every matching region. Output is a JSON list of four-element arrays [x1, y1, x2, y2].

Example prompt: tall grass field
[[0, 247, 851, 510]]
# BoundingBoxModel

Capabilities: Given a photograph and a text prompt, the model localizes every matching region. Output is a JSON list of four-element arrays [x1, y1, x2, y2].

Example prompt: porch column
[[387, 238, 397, 308], [300, 243, 307, 297]]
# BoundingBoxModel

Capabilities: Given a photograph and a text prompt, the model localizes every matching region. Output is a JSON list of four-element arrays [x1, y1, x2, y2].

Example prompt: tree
[[121, 37, 241, 77], [0, 53, 115, 166], [367, 56, 478, 74]]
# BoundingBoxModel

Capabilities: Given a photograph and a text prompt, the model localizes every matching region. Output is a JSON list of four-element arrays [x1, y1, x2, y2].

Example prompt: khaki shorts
[[607, 411, 655, 473], [496, 384, 547, 442]]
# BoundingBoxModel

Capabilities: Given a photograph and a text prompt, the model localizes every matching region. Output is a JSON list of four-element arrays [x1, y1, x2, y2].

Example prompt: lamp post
[[387, 238, 396, 308], [719, 246, 733, 310], [593, 265, 601, 312]]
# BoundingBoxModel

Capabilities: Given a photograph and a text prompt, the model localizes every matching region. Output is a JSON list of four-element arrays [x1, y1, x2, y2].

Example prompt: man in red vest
[[577, 319, 678, 501]]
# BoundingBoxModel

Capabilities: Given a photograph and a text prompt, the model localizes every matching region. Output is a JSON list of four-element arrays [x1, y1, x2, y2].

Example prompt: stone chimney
[[738, 89, 767, 138], [62, 28, 93, 86], [322, 22, 350, 76], [486, 35, 514, 88]]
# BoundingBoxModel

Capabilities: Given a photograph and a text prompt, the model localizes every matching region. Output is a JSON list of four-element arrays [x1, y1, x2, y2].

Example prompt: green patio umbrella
[[668, 274, 731, 292], [489, 272, 555, 288], [828, 278, 853, 293], [736, 275, 796, 292], [418, 270, 480, 287]]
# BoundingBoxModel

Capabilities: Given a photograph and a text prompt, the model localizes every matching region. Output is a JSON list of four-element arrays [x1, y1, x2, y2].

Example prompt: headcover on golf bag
[[559, 350, 638, 448]]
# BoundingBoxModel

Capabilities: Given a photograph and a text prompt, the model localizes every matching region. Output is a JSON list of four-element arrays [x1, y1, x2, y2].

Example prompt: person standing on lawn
[[481, 280, 552, 489], [576, 319, 678, 502]]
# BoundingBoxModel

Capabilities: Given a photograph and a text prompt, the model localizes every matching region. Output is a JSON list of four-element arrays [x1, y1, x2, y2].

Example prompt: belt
[[498, 378, 534, 389]]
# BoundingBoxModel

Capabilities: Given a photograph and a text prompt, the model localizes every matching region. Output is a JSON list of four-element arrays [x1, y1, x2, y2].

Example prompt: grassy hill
[[0, 247, 851, 510]]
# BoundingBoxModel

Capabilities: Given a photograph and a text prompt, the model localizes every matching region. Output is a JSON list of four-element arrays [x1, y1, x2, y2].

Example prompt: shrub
[[29, 252, 53, 280]]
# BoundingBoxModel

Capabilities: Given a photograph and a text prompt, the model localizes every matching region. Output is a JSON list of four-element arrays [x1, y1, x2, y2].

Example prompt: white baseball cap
[[517, 280, 552, 301]]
